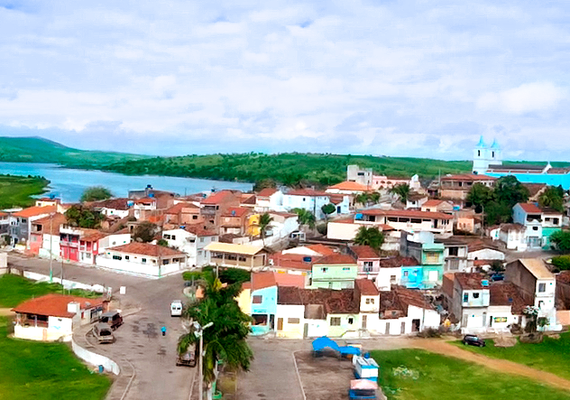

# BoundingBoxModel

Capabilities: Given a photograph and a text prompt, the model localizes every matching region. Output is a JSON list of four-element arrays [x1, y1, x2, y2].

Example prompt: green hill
[[0, 136, 149, 167]]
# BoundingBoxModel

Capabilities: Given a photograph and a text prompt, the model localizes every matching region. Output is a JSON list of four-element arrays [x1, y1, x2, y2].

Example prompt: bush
[[551, 255, 570, 271], [316, 223, 328, 236], [183, 271, 204, 281], [203, 266, 251, 284]]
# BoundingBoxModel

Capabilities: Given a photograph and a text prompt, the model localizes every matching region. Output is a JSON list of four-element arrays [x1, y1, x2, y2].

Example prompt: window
[[200, 237, 204, 242], [403, 271, 409, 277], [342, 267, 350, 271], [288, 318, 300, 324], [141, 258, 147, 264], [21, 218, 27, 223], [390, 275, 396, 282], [321, 267, 328, 273], [125, 255, 130, 261], [473, 292, 479, 299], [533, 226, 539, 231], [348, 317, 354, 324], [164, 234, 171, 239], [330, 317, 341, 326], [252, 295, 262, 304], [366, 298, 375, 305], [112, 255, 122, 260], [171, 235, 176, 240], [238, 256, 247, 262], [449, 247, 459, 256], [363, 261, 373, 272], [163, 259, 170, 265], [463, 293, 469, 302], [538, 283, 546, 293]]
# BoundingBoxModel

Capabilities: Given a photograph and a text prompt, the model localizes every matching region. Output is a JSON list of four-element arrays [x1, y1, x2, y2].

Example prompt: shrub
[[551, 255, 570, 271]]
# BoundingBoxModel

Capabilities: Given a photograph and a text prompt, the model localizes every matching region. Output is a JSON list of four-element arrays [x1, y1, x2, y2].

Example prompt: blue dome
[[491, 139, 500, 150], [476, 135, 486, 148]]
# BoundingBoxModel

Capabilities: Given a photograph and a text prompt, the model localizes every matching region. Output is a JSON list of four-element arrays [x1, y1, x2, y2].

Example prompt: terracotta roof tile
[[183, 225, 217, 237], [489, 282, 530, 314], [89, 198, 132, 211], [327, 181, 369, 191], [166, 202, 200, 214], [221, 207, 250, 218], [12, 294, 104, 318], [314, 254, 356, 265], [350, 245, 379, 259], [379, 256, 418, 268], [107, 242, 186, 257], [13, 205, 57, 218], [277, 287, 359, 314], [269, 252, 315, 271], [454, 273, 488, 290], [306, 244, 336, 256], [201, 190, 240, 205], [360, 209, 453, 220], [257, 188, 278, 197], [441, 174, 497, 182], [251, 271, 305, 291], [517, 203, 542, 214], [32, 213, 68, 235], [355, 279, 379, 296]]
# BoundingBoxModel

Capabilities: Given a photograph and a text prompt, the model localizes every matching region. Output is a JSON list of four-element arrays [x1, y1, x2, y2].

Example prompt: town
[[2, 137, 570, 400]]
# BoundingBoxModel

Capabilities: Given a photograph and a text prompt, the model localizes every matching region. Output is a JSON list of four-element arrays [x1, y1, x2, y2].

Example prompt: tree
[[178, 271, 253, 389], [551, 255, 570, 271], [494, 176, 529, 209], [258, 213, 274, 245], [353, 226, 384, 251], [133, 221, 158, 243], [64, 205, 103, 228], [80, 186, 113, 202], [539, 186, 565, 213], [390, 184, 410, 203], [354, 193, 369, 207], [321, 203, 336, 221], [157, 239, 169, 247], [293, 208, 316, 229], [550, 230, 570, 253], [467, 183, 493, 212]]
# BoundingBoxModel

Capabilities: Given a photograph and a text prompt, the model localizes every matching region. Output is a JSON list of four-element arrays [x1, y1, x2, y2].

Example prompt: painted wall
[[311, 264, 358, 289], [97, 256, 184, 277], [327, 313, 360, 337], [275, 304, 305, 338], [250, 286, 278, 316]]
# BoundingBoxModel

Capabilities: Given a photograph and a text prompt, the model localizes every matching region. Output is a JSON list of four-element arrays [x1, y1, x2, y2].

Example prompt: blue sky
[[0, 1, 569, 160]]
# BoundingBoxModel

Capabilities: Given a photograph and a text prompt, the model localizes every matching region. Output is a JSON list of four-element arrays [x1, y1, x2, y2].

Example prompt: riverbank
[[0, 174, 49, 209]]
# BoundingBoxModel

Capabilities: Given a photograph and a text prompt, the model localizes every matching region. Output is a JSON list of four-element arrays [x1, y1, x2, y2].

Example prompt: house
[[59, 225, 131, 265], [98, 242, 187, 277], [310, 254, 358, 289], [400, 231, 445, 289], [12, 294, 106, 342], [434, 174, 496, 203], [245, 211, 299, 248], [505, 259, 558, 328], [491, 223, 526, 251], [128, 185, 176, 200], [355, 209, 453, 235], [454, 209, 481, 234], [442, 272, 491, 331], [254, 188, 285, 213], [205, 242, 267, 269], [355, 279, 380, 333], [513, 203, 563, 250], [29, 213, 67, 259], [162, 225, 218, 267], [34, 197, 62, 208], [0, 211, 10, 238], [219, 207, 251, 235], [89, 198, 133, 219], [200, 190, 242, 228], [405, 192, 429, 210], [164, 202, 202, 226], [348, 245, 381, 281], [421, 199, 454, 214], [326, 181, 369, 195], [436, 237, 469, 273], [347, 165, 415, 191], [133, 198, 157, 220], [10, 205, 58, 246], [268, 252, 316, 276], [378, 287, 440, 334], [376, 256, 419, 291], [467, 241, 505, 271], [282, 189, 332, 220], [249, 271, 306, 336], [282, 244, 336, 257], [240, 193, 257, 209]]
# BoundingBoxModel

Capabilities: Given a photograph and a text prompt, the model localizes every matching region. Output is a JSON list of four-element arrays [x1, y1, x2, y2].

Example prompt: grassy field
[[0, 274, 101, 308], [371, 349, 570, 400], [451, 332, 570, 381], [0, 317, 110, 400], [0, 174, 50, 208]]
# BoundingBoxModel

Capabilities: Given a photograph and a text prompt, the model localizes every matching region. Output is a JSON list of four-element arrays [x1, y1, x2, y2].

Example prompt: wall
[[312, 264, 358, 289], [251, 286, 277, 316], [96, 257, 184, 277], [275, 304, 305, 338], [14, 316, 73, 342], [327, 313, 360, 337], [22, 270, 106, 292], [468, 248, 505, 261], [487, 305, 516, 330], [305, 319, 328, 337], [376, 267, 401, 291], [71, 337, 120, 375], [327, 221, 360, 241], [0, 252, 6, 274]]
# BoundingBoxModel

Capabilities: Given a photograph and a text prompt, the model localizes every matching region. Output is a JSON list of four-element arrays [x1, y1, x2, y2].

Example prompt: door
[[303, 323, 309, 338], [482, 312, 487, 327], [277, 318, 283, 331], [385, 322, 390, 335], [400, 321, 406, 334], [361, 315, 367, 329]]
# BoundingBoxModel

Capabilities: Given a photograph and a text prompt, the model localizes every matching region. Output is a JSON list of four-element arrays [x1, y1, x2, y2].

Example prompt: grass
[[0, 274, 102, 308], [450, 332, 570, 381], [371, 349, 570, 400], [0, 317, 110, 400], [0, 174, 50, 209]]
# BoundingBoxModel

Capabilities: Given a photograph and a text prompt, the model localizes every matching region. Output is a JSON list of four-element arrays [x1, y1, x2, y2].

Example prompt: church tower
[[472, 136, 489, 174], [489, 139, 502, 166]]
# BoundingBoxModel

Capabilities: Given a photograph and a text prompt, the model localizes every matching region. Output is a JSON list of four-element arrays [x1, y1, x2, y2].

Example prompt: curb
[[291, 351, 307, 400]]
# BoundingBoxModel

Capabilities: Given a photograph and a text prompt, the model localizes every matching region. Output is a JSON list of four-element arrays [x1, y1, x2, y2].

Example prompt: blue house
[[400, 231, 445, 289]]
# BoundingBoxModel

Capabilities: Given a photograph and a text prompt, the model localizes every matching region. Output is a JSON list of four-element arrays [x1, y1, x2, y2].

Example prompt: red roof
[[135, 198, 156, 205], [350, 245, 380, 259], [441, 174, 497, 182], [12, 294, 104, 318], [183, 225, 217, 237], [314, 254, 356, 265], [327, 181, 369, 191], [355, 279, 379, 295], [166, 202, 199, 214], [107, 242, 186, 257], [454, 273, 488, 290], [251, 271, 305, 291], [422, 199, 447, 208], [32, 213, 67, 235], [286, 189, 328, 197], [379, 256, 419, 268], [257, 188, 278, 197], [222, 207, 250, 218], [13, 205, 57, 218], [360, 209, 453, 220], [269, 253, 315, 271], [517, 203, 542, 214], [306, 244, 336, 256], [201, 190, 238, 205]]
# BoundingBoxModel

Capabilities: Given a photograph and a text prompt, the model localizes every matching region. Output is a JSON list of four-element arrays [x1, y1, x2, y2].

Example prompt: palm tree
[[353, 226, 384, 251], [178, 271, 253, 393], [354, 193, 369, 207], [389, 184, 410, 203], [258, 213, 274, 246], [292, 208, 316, 229]]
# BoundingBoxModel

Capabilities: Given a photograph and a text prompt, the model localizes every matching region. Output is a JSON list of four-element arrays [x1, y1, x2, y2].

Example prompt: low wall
[[557, 310, 570, 326], [21, 270, 107, 293], [71, 336, 120, 375]]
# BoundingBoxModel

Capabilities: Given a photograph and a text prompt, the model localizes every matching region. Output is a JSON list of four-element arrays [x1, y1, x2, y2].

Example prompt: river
[[0, 162, 253, 203]]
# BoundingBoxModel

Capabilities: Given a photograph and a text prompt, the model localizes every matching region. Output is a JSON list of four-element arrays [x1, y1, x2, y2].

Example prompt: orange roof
[[12, 294, 104, 318], [183, 225, 217, 237], [360, 209, 453, 220], [422, 199, 447, 207], [31, 213, 67, 235], [0, 211, 7, 217], [108, 242, 186, 257], [517, 203, 542, 214], [270, 252, 316, 271], [257, 188, 278, 197], [314, 254, 356, 265], [13, 205, 57, 218], [350, 245, 379, 259], [201, 190, 238, 205], [251, 271, 305, 291], [222, 207, 250, 218], [166, 202, 199, 214], [355, 279, 379, 296], [328, 181, 369, 191], [135, 198, 156, 204], [306, 244, 336, 256]]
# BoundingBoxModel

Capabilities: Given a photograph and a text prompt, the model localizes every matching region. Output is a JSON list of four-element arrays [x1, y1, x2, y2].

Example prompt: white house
[[133, 198, 157, 220], [497, 223, 527, 251], [255, 188, 285, 212], [162, 226, 218, 267], [12, 294, 106, 342], [467, 241, 505, 270], [513, 203, 563, 249], [355, 209, 453, 235], [98, 242, 187, 277], [282, 189, 332, 220], [326, 181, 369, 195]]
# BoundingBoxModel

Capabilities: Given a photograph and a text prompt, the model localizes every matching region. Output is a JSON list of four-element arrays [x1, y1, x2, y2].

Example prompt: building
[[205, 242, 267, 269], [436, 174, 496, 203], [219, 207, 251, 235], [376, 256, 419, 291], [405, 192, 429, 210], [355, 209, 453, 235], [326, 181, 369, 195], [254, 188, 284, 212], [200, 190, 242, 228], [10, 205, 58, 246], [378, 287, 440, 334], [98, 242, 187, 277], [29, 213, 67, 259], [512, 203, 563, 250], [89, 198, 133, 219], [133, 198, 157, 220], [59, 226, 131, 265], [472, 136, 503, 174], [436, 237, 469, 273], [421, 200, 454, 214], [348, 245, 381, 281], [400, 231, 445, 289], [310, 254, 358, 289], [164, 202, 202, 226], [282, 189, 332, 220], [488, 223, 526, 251], [162, 225, 218, 267], [12, 294, 106, 342], [467, 241, 505, 270], [347, 165, 373, 188]]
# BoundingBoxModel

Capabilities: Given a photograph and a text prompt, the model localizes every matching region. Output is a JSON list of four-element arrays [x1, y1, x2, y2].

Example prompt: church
[[472, 136, 570, 189]]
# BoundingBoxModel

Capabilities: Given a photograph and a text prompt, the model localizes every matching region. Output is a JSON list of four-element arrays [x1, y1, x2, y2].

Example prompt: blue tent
[[312, 337, 361, 356]]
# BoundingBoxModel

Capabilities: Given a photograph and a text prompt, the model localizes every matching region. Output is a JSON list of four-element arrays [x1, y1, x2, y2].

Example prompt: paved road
[[8, 255, 196, 400]]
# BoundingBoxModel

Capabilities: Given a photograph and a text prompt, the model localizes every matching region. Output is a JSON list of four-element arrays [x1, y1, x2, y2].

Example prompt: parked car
[[462, 334, 485, 347], [100, 311, 123, 330], [176, 343, 197, 367], [93, 323, 115, 344], [170, 300, 183, 317]]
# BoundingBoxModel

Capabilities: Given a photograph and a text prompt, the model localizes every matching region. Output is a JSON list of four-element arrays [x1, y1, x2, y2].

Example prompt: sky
[[0, 0, 569, 161]]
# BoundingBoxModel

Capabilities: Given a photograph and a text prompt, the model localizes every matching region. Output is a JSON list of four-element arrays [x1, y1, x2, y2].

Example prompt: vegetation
[[0, 174, 49, 209], [452, 331, 570, 381], [201, 266, 251, 285], [390, 183, 411, 202], [551, 255, 570, 271], [132, 221, 158, 243], [551, 230, 570, 253], [178, 270, 253, 386], [467, 176, 530, 225], [371, 349, 570, 400], [258, 213, 274, 244], [321, 203, 336, 221], [64, 205, 103, 229], [0, 136, 148, 168], [293, 208, 316, 229], [355, 191, 381, 207], [539, 186, 565, 213], [0, 317, 110, 400], [80, 186, 113, 202], [353, 226, 384, 251]]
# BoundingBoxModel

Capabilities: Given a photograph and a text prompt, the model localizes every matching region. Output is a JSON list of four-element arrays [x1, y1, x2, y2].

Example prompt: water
[[0, 162, 253, 203]]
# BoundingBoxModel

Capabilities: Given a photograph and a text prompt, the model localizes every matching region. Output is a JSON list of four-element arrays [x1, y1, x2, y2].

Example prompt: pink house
[[348, 245, 381, 277]]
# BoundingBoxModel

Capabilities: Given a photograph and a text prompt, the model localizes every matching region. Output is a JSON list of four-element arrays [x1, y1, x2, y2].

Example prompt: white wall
[[376, 267, 401, 291], [305, 319, 328, 337], [71, 336, 120, 375], [468, 248, 505, 261], [327, 221, 360, 240], [275, 304, 305, 338], [97, 257, 184, 277], [14, 316, 74, 342]]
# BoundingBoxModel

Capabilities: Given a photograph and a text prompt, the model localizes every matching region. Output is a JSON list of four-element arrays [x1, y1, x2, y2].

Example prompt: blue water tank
[[149, 193, 155, 198], [303, 256, 312, 263], [355, 213, 363, 220]]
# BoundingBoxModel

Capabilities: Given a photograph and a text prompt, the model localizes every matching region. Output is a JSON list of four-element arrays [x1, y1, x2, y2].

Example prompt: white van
[[170, 300, 183, 317]]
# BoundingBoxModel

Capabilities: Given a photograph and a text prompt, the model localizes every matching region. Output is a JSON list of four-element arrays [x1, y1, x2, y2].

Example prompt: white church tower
[[472, 136, 502, 174]]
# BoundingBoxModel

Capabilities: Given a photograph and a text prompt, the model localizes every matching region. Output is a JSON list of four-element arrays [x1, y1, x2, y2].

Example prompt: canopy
[[350, 380, 378, 390], [312, 336, 340, 352]]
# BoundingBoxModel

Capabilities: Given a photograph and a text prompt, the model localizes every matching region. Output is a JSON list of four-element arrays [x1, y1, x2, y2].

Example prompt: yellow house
[[247, 214, 261, 237], [237, 282, 251, 315]]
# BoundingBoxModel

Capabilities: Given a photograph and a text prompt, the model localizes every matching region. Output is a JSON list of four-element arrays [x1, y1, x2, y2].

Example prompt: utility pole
[[49, 212, 53, 283], [195, 321, 213, 400]]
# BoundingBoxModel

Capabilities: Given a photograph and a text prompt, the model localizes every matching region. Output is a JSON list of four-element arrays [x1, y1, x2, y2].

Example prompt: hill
[[0, 136, 149, 167]]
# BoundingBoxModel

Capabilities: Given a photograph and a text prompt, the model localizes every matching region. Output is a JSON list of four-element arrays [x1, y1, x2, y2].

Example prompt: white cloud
[[477, 82, 566, 114]]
